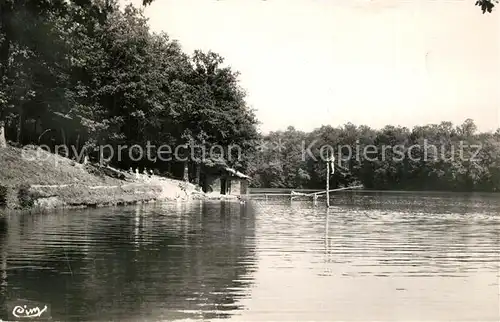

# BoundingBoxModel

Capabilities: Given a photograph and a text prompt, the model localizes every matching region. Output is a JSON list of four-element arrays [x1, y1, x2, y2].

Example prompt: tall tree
[[476, 0, 497, 13]]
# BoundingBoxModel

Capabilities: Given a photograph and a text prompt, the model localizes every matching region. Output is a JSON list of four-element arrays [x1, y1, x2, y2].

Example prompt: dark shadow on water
[[0, 202, 257, 321], [0, 216, 7, 318]]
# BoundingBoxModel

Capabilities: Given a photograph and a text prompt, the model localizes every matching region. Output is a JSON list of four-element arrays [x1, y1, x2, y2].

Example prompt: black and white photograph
[[0, 0, 499, 321]]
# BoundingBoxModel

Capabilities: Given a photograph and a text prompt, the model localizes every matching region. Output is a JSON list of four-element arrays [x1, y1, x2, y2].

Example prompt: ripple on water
[[0, 193, 499, 321]]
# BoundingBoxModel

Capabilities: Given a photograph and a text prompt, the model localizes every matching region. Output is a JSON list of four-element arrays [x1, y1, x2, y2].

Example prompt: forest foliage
[[0, 0, 499, 192], [247, 122, 500, 192], [0, 0, 259, 179]]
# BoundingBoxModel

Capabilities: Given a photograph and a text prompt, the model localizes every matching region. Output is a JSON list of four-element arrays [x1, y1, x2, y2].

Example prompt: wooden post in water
[[326, 157, 330, 208], [325, 207, 330, 251], [326, 153, 335, 208]]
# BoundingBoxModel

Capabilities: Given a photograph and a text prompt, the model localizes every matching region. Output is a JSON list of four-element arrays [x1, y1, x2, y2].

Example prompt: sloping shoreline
[[0, 145, 200, 213]]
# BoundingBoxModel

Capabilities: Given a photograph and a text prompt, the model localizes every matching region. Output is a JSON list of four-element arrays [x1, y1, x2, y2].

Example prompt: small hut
[[201, 165, 250, 196]]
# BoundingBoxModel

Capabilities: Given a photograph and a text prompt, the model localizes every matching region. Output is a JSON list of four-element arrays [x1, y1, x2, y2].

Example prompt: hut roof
[[224, 167, 250, 180], [202, 158, 250, 179]]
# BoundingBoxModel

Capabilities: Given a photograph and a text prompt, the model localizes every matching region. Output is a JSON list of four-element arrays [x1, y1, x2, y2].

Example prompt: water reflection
[[235, 193, 499, 321], [1, 193, 499, 321], [0, 201, 257, 321], [0, 216, 7, 317]]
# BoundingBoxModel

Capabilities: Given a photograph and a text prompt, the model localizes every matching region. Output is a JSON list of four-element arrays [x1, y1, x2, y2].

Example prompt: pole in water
[[326, 153, 335, 208], [326, 155, 330, 208]]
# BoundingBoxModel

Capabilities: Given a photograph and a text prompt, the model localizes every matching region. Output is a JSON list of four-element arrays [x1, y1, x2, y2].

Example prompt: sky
[[122, 0, 499, 134]]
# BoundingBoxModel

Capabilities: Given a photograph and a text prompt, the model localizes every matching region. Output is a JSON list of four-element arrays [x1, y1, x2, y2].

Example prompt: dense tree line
[[0, 0, 259, 181], [247, 120, 500, 192], [1, 0, 497, 192]]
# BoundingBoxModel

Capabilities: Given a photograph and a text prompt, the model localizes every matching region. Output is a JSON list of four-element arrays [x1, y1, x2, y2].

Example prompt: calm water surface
[[0, 192, 499, 321]]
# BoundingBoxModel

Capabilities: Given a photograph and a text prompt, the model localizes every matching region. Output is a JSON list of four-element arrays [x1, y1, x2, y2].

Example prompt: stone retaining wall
[[0, 183, 165, 211]]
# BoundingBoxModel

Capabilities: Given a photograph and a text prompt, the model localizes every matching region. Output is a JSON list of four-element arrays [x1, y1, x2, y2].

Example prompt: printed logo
[[6, 300, 51, 321]]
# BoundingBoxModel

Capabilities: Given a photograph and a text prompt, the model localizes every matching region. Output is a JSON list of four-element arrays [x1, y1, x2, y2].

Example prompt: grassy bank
[[0, 145, 196, 212]]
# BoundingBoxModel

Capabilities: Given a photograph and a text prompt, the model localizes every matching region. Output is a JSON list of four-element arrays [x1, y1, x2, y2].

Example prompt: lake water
[[0, 192, 499, 321]]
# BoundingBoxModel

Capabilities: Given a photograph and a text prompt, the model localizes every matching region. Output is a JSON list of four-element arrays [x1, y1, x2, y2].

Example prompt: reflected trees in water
[[0, 202, 257, 321]]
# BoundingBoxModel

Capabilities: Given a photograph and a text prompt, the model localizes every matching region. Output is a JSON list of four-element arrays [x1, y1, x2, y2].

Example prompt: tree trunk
[[16, 108, 23, 144], [75, 134, 80, 160], [195, 163, 201, 185], [183, 162, 189, 182], [0, 121, 6, 148], [61, 128, 67, 157]]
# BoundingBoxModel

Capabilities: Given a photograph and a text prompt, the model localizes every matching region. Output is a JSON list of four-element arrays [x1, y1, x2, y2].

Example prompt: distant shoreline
[[249, 188, 499, 195]]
